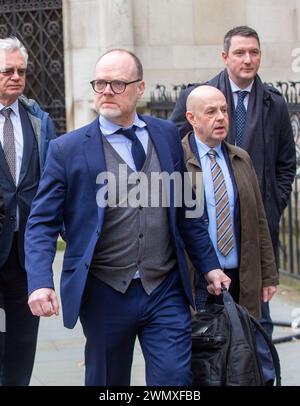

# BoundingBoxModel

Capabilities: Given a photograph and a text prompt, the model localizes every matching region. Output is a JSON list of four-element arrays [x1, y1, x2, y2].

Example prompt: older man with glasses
[[0, 36, 56, 386], [25, 48, 230, 386]]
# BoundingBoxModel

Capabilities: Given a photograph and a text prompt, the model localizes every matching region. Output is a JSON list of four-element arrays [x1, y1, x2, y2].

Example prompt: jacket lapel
[[18, 102, 35, 187], [142, 117, 174, 175], [83, 118, 107, 226], [222, 142, 239, 206], [183, 133, 208, 219], [0, 145, 14, 184], [0, 102, 35, 187], [83, 118, 107, 189]]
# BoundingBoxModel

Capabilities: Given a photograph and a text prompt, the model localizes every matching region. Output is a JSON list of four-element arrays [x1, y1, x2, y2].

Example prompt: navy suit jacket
[[25, 115, 220, 328], [0, 103, 40, 268]]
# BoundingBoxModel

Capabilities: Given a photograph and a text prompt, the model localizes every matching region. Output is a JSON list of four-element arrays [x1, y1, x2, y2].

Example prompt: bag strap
[[222, 287, 247, 342], [221, 288, 265, 385]]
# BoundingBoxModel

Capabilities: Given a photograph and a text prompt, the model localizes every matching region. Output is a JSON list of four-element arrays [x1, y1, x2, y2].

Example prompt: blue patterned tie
[[235, 91, 248, 147], [117, 126, 146, 171]]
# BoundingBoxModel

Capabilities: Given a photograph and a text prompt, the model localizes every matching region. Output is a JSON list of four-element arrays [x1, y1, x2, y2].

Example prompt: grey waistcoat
[[90, 135, 177, 294]]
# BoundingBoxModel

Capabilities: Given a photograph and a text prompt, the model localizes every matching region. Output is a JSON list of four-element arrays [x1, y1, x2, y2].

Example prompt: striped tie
[[208, 149, 234, 256]]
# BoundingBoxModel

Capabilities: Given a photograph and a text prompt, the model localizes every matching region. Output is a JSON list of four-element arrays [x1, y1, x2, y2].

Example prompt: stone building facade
[[62, 0, 300, 130]]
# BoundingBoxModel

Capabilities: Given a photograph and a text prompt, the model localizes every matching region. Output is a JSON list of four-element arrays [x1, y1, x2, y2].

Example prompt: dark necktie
[[117, 126, 146, 171], [207, 149, 234, 256], [235, 90, 248, 147], [1, 107, 16, 183]]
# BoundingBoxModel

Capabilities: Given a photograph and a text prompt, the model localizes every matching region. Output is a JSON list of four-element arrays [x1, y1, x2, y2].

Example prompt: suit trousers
[[256, 301, 275, 383], [0, 233, 39, 386], [80, 270, 193, 386]]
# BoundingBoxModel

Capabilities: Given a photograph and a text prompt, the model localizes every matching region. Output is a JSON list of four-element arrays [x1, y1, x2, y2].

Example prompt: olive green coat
[[182, 134, 279, 319]]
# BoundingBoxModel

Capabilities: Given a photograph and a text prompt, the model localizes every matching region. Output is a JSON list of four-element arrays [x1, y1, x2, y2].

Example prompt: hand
[[28, 288, 59, 317], [204, 268, 231, 296], [262, 286, 277, 302]]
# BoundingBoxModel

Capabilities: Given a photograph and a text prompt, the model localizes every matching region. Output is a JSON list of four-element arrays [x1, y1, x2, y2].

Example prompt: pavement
[[30, 251, 300, 386]]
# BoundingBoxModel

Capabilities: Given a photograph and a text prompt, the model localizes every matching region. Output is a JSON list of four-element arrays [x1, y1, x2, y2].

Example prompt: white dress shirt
[[0, 99, 24, 231], [0, 99, 24, 184]]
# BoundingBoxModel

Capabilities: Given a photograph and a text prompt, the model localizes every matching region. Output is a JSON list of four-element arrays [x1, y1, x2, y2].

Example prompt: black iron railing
[[0, 0, 66, 135], [270, 82, 300, 279], [149, 84, 186, 119]]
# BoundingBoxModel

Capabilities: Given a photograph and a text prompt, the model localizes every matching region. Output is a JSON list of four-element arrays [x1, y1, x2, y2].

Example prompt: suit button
[[139, 233, 143, 239], [9, 216, 15, 221], [85, 263, 89, 269]]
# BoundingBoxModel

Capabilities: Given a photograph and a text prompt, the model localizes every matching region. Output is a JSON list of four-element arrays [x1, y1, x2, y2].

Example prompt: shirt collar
[[193, 133, 223, 158], [99, 114, 147, 136], [0, 99, 19, 117], [229, 78, 253, 94]]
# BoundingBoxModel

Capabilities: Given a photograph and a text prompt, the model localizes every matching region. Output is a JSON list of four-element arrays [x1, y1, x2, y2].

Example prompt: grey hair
[[0, 36, 28, 65]]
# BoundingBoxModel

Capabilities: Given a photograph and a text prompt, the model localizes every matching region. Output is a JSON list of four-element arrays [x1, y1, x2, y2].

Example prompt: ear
[[186, 110, 195, 126], [137, 80, 145, 99], [221, 51, 228, 65]]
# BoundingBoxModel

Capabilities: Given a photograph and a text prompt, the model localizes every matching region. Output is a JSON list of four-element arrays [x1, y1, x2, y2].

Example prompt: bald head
[[96, 49, 143, 80], [186, 85, 228, 147], [186, 85, 226, 112]]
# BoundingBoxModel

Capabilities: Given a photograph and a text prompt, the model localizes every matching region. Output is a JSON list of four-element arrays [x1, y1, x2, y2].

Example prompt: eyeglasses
[[0, 68, 27, 77], [90, 79, 141, 94]]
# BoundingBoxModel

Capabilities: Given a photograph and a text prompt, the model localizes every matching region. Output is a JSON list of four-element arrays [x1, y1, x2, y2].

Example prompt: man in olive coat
[[182, 85, 278, 321]]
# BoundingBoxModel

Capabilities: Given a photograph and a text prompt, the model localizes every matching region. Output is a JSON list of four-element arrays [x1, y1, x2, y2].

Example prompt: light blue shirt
[[99, 114, 148, 171], [193, 134, 238, 269], [229, 78, 253, 109]]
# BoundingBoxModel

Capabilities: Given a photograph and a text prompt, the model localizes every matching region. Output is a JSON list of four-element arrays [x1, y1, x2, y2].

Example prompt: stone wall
[[63, 0, 300, 130]]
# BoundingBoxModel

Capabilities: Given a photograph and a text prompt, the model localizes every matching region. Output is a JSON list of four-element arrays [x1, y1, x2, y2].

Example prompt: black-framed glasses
[[0, 68, 27, 77], [90, 79, 141, 94]]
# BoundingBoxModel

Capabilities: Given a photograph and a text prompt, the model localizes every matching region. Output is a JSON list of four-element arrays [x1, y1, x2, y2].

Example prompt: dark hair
[[223, 26, 260, 53], [97, 48, 143, 79]]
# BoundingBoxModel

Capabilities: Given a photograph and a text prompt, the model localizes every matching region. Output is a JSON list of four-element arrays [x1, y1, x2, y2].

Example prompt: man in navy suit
[[25, 49, 230, 386], [0, 37, 56, 385]]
